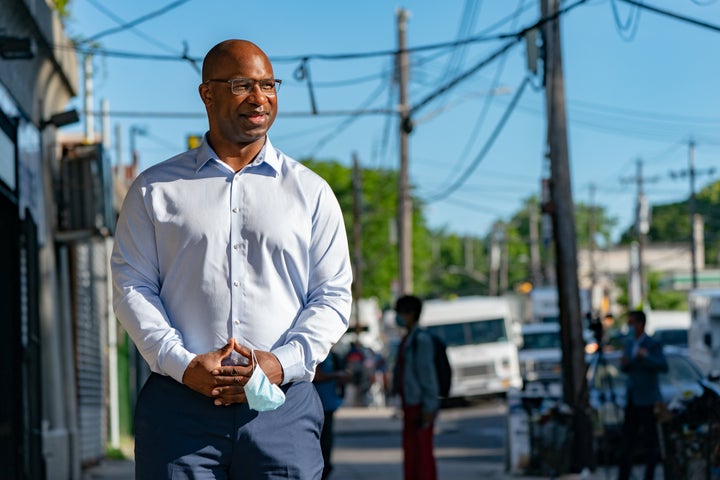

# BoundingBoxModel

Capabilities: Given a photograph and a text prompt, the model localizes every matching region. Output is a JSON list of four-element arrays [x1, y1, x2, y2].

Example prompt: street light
[[0, 35, 34, 60], [40, 109, 79, 130]]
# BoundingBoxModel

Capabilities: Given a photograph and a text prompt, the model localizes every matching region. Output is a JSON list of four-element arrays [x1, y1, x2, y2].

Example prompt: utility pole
[[529, 202, 543, 287], [621, 159, 659, 308], [670, 140, 715, 290], [499, 224, 509, 294], [688, 141, 698, 289], [489, 225, 500, 296], [352, 152, 363, 333], [83, 55, 94, 143], [541, 0, 591, 472], [396, 8, 413, 295], [588, 183, 598, 311], [464, 236, 474, 272]]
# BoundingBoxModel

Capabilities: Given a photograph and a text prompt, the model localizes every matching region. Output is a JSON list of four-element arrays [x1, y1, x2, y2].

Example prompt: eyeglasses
[[205, 78, 282, 96]]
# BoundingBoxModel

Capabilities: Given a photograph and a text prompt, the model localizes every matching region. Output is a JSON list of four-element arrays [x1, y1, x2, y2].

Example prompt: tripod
[[583, 318, 623, 480]]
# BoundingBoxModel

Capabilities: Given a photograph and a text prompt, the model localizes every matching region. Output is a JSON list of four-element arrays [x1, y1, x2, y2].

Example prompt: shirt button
[[234, 320, 240, 325], [233, 244, 240, 250], [232, 207, 239, 213], [233, 281, 239, 287]]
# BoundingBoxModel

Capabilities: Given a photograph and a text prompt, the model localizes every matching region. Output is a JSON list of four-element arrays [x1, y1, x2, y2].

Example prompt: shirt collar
[[193, 134, 281, 174]]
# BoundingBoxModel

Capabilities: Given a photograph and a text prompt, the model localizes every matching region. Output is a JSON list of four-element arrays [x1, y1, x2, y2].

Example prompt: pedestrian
[[313, 350, 350, 479], [392, 295, 438, 480], [617, 310, 668, 480], [111, 39, 353, 479]]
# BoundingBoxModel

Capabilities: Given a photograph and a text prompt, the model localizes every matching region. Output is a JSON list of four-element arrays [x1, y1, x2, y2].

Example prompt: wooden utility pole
[[670, 140, 715, 290], [352, 152, 363, 333], [541, 0, 591, 471], [588, 183, 598, 307], [397, 8, 413, 295], [688, 140, 698, 289], [621, 159, 659, 308], [529, 203, 543, 287]]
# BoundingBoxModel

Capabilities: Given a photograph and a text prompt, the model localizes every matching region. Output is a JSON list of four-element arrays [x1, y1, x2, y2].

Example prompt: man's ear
[[199, 83, 212, 106]]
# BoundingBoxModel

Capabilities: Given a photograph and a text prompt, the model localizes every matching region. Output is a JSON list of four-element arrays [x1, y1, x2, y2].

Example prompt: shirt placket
[[229, 172, 245, 359]]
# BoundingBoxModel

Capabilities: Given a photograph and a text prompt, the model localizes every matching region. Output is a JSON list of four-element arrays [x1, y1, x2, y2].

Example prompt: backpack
[[412, 329, 452, 399]]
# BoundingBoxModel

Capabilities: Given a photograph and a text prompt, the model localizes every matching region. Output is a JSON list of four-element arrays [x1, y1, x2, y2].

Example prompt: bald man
[[111, 39, 353, 479]]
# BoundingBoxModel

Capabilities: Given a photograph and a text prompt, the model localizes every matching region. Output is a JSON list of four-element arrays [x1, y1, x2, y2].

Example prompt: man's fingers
[[233, 342, 253, 359], [211, 386, 247, 406], [218, 339, 236, 356], [213, 374, 248, 386]]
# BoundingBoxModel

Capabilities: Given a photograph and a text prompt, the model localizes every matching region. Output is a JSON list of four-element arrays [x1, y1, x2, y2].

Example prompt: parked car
[[586, 346, 705, 464], [653, 327, 688, 350], [518, 323, 562, 396]]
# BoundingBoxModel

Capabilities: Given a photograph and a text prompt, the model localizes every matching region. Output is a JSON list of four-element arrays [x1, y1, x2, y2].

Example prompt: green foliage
[[303, 159, 434, 306], [426, 231, 487, 299], [647, 271, 687, 311], [53, 0, 71, 19], [614, 272, 687, 313], [619, 179, 720, 266]]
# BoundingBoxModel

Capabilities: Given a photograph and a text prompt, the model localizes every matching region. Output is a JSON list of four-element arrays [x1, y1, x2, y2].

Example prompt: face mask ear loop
[[251, 349, 257, 373]]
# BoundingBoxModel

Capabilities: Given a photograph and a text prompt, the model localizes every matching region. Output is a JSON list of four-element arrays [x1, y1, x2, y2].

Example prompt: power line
[[424, 75, 531, 203], [86, 0, 182, 55], [610, 0, 642, 40], [83, 108, 395, 119], [80, 0, 193, 44], [618, 0, 720, 33], [431, 0, 527, 197], [59, 0, 590, 66]]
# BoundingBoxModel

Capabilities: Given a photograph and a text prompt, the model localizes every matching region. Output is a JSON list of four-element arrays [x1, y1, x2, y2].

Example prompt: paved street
[[83, 400, 662, 480]]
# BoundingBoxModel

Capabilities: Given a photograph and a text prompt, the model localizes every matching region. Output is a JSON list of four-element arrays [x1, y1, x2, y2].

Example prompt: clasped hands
[[182, 338, 283, 406]]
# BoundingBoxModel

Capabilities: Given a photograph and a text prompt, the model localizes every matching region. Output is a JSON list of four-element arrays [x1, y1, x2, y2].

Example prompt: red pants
[[402, 404, 437, 480]]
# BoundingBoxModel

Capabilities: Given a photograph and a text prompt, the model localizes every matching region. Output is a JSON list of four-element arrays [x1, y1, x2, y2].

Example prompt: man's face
[[628, 316, 644, 338], [199, 44, 278, 146]]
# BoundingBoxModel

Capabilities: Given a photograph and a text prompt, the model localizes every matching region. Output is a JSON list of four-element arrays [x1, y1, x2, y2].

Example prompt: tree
[[426, 230, 487, 299], [302, 159, 432, 306], [619, 179, 720, 267]]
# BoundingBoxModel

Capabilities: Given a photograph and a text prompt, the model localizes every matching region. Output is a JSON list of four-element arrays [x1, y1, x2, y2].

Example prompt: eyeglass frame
[[204, 77, 282, 96]]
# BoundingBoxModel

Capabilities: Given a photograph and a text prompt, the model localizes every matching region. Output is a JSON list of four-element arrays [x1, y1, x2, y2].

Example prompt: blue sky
[[61, 0, 720, 242]]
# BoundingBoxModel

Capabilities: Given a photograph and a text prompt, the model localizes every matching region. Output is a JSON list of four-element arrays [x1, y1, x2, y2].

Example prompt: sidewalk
[[82, 407, 661, 480]]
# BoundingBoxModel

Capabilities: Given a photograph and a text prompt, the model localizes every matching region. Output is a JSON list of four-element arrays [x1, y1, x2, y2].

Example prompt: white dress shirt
[[111, 136, 352, 385]]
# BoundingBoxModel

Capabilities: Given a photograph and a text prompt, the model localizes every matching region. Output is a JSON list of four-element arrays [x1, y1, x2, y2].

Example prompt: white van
[[419, 296, 523, 398], [688, 289, 720, 378], [645, 310, 691, 350], [529, 286, 591, 324]]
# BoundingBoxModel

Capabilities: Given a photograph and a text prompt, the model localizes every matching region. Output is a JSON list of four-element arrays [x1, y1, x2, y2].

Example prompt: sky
[[60, 0, 720, 243]]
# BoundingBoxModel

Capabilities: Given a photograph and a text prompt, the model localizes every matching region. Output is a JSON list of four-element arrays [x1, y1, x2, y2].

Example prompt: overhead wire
[[440, 0, 483, 80], [610, 0, 643, 40], [305, 78, 391, 157], [430, 0, 528, 197], [85, 0, 181, 55], [424, 75, 532, 203], [80, 0, 193, 44], [618, 0, 720, 33]]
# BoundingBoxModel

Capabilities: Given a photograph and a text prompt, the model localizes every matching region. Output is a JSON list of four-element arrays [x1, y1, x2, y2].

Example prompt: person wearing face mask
[[392, 295, 439, 480], [111, 39, 352, 479], [617, 310, 668, 480]]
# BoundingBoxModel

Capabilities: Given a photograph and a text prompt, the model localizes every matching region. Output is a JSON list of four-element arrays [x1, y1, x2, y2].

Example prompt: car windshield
[[589, 353, 702, 391], [654, 329, 688, 348], [522, 331, 562, 350], [426, 318, 508, 347]]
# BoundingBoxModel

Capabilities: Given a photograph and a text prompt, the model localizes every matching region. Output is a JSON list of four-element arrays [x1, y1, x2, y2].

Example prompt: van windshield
[[426, 318, 508, 347]]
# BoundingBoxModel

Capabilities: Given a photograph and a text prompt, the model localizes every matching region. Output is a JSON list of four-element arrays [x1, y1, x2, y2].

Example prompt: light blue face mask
[[244, 350, 286, 412]]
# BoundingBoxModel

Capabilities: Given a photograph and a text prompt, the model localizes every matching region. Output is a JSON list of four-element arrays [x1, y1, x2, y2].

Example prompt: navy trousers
[[134, 373, 324, 480]]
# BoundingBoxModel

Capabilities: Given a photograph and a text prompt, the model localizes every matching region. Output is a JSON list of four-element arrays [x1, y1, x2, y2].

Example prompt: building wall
[[1, 0, 85, 478]]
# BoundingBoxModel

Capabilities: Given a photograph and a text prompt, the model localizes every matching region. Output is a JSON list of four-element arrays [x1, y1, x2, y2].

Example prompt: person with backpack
[[393, 295, 439, 480]]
